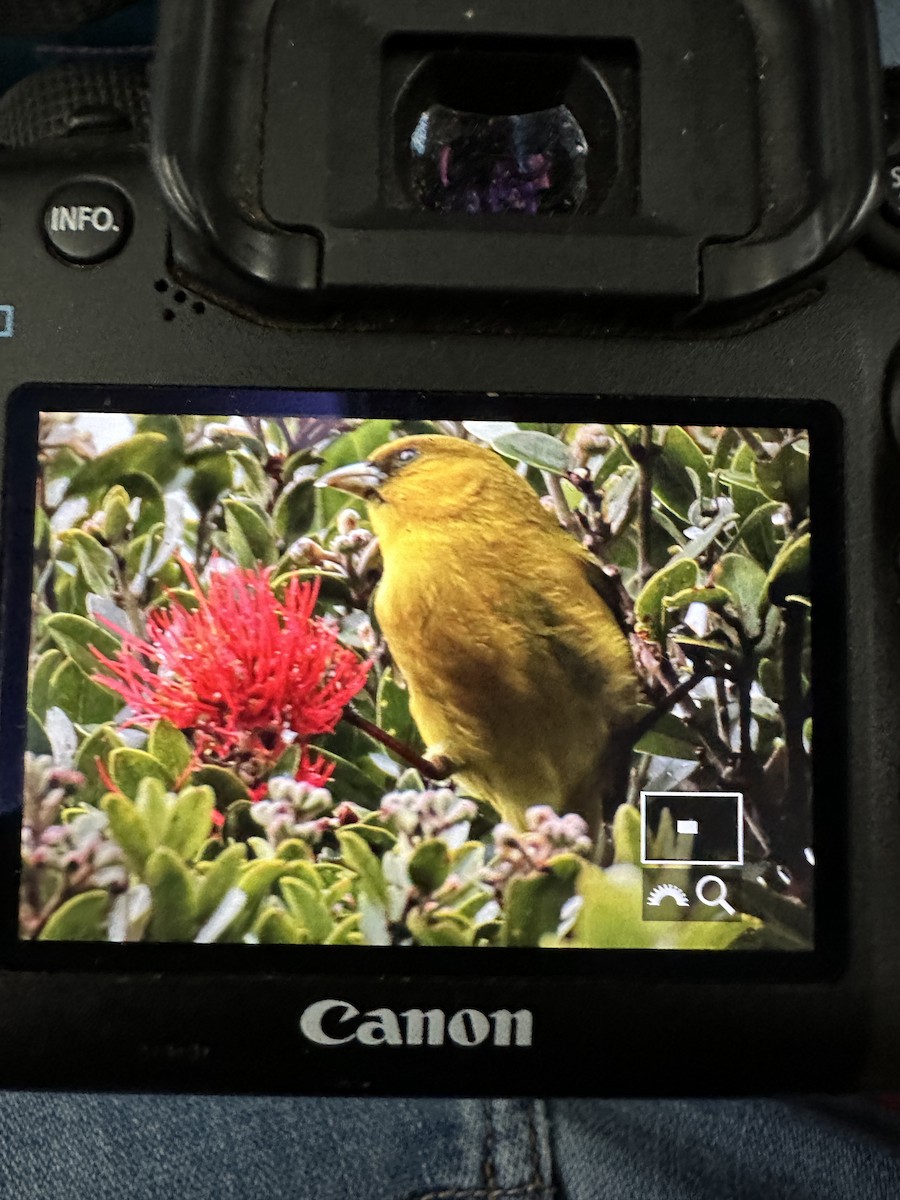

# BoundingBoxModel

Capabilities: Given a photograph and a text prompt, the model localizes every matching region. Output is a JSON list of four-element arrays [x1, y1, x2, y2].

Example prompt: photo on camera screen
[[12, 395, 817, 952]]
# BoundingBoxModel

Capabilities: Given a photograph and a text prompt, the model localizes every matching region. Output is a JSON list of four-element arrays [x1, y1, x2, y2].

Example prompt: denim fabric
[[2, 1094, 900, 1199], [549, 1098, 900, 1200], [0, 1095, 554, 1200]]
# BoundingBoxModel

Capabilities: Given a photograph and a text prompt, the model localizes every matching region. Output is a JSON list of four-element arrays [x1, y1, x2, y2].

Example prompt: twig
[[636, 427, 654, 584], [542, 471, 579, 536], [344, 708, 452, 781], [627, 668, 711, 748], [736, 427, 771, 460], [714, 676, 730, 746]]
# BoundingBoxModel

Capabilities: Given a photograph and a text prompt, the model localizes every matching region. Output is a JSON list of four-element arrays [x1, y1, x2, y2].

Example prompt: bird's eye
[[396, 448, 420, 465]]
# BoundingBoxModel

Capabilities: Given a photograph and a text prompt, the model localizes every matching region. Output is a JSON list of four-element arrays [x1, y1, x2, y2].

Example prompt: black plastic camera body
[[1, 0, 900, 1097]]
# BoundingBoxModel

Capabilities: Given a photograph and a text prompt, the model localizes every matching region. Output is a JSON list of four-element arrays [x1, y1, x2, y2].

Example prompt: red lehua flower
[[91, 562, 371, 770]]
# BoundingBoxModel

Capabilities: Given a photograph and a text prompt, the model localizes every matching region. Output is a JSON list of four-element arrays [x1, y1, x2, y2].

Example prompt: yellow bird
[[317, 435, 639, 836]]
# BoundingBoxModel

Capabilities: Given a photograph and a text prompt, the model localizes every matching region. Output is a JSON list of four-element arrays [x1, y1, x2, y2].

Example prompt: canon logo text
[[300, 1000, 533, 1048]]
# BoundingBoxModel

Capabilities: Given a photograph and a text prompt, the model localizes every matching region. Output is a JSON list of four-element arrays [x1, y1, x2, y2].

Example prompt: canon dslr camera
[[0, 0, 897, 1096]]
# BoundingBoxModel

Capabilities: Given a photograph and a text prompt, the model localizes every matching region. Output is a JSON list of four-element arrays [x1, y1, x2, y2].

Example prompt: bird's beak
[[315, 460, 388, 500]]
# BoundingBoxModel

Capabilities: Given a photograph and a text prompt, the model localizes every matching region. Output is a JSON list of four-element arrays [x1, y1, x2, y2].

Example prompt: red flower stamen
[[91, 563, 371, 773]]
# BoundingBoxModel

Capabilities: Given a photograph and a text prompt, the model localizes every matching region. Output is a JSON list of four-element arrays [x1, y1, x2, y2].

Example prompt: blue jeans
[[0, 1095, 899, 1198]]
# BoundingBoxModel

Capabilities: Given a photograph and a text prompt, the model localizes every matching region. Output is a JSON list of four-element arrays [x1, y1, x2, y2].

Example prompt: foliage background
[[20, 406, 813, 951]]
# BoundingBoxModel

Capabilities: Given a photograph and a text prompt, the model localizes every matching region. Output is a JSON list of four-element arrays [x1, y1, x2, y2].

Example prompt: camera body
[[0, 0, 899, 1096]]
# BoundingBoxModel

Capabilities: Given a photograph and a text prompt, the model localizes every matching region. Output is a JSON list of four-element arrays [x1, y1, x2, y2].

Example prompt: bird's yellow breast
[[372, 514, 638, 828]]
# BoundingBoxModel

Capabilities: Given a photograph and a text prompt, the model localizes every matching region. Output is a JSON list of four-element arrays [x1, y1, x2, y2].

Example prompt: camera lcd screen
[[1, 390, 830, 956]]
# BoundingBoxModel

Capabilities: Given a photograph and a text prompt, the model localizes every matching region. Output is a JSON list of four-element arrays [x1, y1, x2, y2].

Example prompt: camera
[[0, 0, 898, 1096]]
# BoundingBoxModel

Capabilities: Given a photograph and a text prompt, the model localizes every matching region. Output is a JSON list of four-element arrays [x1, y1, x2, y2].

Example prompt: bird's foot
[[420, 751, 458, 782]]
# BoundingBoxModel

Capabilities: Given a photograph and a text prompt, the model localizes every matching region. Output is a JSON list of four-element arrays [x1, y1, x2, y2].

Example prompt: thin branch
[[714, 676, 730, 746], [627, 667, 711, 748], [542, 471, 579, 536], [737, 427, 771, 461], [345, 708, 453, 781], [737, 670, 753, 765], [636, 427, 654, 585]]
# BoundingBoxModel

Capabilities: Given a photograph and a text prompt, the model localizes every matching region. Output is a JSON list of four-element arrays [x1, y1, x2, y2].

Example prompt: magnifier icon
[[696, 875, 736, 916]]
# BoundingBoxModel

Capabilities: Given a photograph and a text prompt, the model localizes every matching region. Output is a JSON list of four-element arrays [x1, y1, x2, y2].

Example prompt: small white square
[[640, 791, 744, 867], [0, 306, 13, 339]]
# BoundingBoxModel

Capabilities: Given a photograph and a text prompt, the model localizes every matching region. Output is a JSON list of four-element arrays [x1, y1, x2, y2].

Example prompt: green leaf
[[273, 479, 315, 543], [47, 659, 121, 725], [462, 420, 520, 442], [321, 420, 395, 473], [325, 914, 363, 945], [26, 711, 52, 756], [255, 908, 308, 944], [145, 847, 197, 941], [102, 485, 132, 543], [74, 725, 124, 805], [148, 720, 194, 780], [187, 450, 233, 513], [68, 433, 178, 496], [634, 559, 700, 641], [135, 776, 170, 842], [33, 507, 51, 555], [724, 443, 769, 523], [219, 861, 286, 938], [195, 843, 248, 924], [162, 785, 215, 861], [30, 649, 64, 720], [569, 863, 656, 949], [270, 745, 301, 778], [277, 839, 314, 862], [634, 709, 702, 761], [501, 854, 582, 947], [350, 823, 397, 850], [280, 876, 333, 942], [232, 451, 271, 503], [108, 748, 174, 801], [58, 529, 117, 596], [222, 798, 265, 843], [136, 413, 185, 459], [408, 839, 451, 893], [754, 443, 809, 517], [765, 532, 810, 607], [734, 500, 782, 566], [39, 890, 109, 941], [491, 430, 570, 474], [336, 828, 388, 906], [44, 612, 121, 677], [193, 766, 251, 808], [316, 748, 384, 807], [652, 427, 708, 517], [102, 792, 154, 873], [711, 553, 768, 637], [376, 666, 423, 750], [668, 510, 736, 566], [663, 585, 731, 614], [118, 473, 165, 537], [612, 803, 642, 866], [223, 498, 275, 567], [407, 910, 472, 947]]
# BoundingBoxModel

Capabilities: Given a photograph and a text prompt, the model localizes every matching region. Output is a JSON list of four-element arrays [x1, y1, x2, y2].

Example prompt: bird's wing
[[574, 545, 634, 636]]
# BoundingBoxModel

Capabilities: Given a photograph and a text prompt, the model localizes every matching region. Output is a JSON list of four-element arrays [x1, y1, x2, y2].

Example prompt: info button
[[43, 181, 132, 264]]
